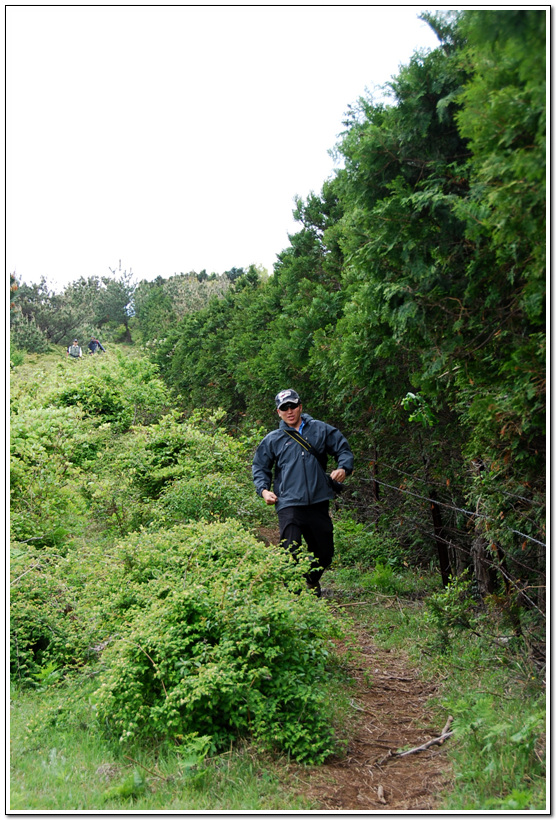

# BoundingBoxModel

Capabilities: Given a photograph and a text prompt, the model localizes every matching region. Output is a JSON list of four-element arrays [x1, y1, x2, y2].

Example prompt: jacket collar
[[279, 412, 312, 430]]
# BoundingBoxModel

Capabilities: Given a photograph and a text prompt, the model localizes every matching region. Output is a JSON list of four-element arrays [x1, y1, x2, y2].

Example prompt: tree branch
[[394, 716, 454, 757]]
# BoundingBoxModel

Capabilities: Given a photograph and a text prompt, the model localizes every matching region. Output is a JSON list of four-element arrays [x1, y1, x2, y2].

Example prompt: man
[[252, 389, 353, 596], [67, 339, 82, 359], [88, 337, 106, 354]]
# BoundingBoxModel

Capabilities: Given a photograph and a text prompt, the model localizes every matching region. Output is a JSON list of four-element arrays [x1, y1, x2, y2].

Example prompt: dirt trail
[[258, 526, 454, 810], [289, 610, 453, 810]]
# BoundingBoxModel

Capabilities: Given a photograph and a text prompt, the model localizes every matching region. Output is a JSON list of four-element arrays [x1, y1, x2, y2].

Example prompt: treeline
[[11, 12, 546, 616], [9, 265, 264, 353]]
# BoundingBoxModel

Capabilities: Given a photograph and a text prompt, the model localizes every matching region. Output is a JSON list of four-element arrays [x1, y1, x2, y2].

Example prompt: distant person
[[252, 389, 353, 597], [67, 339, 82, 359], [88, 337, 106, 354]]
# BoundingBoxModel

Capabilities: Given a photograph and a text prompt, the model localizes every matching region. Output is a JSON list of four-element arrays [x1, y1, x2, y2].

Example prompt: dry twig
[[124, 755, 165, 780], [394, 730, 454, 758], [374, 717, 454, 763]]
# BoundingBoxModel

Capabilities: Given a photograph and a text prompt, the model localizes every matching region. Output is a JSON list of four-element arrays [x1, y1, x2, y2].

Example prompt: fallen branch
[[394, 730, 453, 757], [124, 755, 165, 780], [332, 590, 420, 606], [375, 749, 393, 766], [375, 717, 454, 764]]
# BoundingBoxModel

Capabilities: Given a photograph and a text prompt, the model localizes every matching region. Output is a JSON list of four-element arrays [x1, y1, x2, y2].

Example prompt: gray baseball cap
[[275, 389, 301, 409]]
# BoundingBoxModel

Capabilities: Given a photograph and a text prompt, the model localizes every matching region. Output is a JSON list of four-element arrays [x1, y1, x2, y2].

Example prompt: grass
[[10, 685, 315, 811]]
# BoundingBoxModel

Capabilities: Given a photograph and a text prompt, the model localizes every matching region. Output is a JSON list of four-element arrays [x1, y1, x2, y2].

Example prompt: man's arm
[[326, 425, 354, 479], [252, 437, 277, 503]]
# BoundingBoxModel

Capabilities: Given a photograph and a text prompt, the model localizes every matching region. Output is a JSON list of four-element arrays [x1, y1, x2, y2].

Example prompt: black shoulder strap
[[285, 429, 346, 494], [284, 429, 327, 471]]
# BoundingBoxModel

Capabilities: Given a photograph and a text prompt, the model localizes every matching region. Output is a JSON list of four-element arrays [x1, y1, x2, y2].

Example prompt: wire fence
[[354, 474, 546, 548]]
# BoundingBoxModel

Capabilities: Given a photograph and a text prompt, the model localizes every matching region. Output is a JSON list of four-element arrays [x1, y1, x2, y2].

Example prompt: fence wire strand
[[355, 475, 546, 548]]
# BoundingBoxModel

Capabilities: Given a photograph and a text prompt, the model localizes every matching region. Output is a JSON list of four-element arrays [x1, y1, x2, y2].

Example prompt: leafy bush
[[56, 373, 134, 430], [367, 563, 406, 595], [10, 406, 92, 547], [333, 517, 407, 569], [10, 546, 94, 684], [154, 473, 261, 526], [82, 469, 156, 538], [10, 346, 25, 368], [52, 353, 170, 431], [11, 404, 100, 469], [92, 521, 342, 763], [332, 562, 425, 600], [77, 410, 262, 535], [424, 571, 481, 649], [129, 411, 249, 499], [106, 353, 171, 425]]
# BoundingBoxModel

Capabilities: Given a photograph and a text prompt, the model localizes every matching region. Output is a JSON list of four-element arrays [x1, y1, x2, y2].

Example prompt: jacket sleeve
[[326, 425, 354, 475], [252, 437, 275, 496]]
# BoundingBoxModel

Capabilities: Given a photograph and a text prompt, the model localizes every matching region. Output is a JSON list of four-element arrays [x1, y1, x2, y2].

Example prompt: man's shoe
[[307, 580, 322, 598]]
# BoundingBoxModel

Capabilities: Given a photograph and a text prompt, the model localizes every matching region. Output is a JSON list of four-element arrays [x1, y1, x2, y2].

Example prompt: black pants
[[277, 501, 334, 585]]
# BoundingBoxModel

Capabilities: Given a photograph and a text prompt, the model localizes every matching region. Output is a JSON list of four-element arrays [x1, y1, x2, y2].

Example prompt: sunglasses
[[279, 402, 299, 411]]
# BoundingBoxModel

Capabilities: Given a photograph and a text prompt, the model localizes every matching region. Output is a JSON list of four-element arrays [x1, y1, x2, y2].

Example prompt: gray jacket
[[252, 413, 354, 511]]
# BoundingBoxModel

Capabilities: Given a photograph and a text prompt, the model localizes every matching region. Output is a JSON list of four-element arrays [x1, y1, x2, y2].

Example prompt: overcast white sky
[[7, 5, 443, 292]]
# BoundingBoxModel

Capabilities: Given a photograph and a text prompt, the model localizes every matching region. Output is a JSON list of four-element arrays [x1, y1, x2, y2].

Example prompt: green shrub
[[10, 546, 94, 684], [332, 562, 420, 599], [92, 521, 342, 763], [10, 406, 92, 546], [425, 571, 480, 647], [333, 517, 407, 569], [51, 353, 170, 431], [106, 353, 171, 425], [131, 412, 249, 499], [367, 562, 405, 595], [155, 473, 260, 526], [11, 404, 101, 468], [81, 470, 155, 538], [56, 374, 134, 430], [10, 347, 25, 368]]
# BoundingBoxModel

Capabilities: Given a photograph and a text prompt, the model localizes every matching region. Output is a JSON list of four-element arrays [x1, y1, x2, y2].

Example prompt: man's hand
[[261, 489, 278, 505], [329, 468, 346, 483]]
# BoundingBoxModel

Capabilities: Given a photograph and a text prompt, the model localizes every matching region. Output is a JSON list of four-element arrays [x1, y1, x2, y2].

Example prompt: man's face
[[277, 402, 303, 427]]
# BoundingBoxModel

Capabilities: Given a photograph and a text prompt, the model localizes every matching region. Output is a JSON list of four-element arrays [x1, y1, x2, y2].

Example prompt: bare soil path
[[289, 609, 454, 810], [258, 526, 454, 810]]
